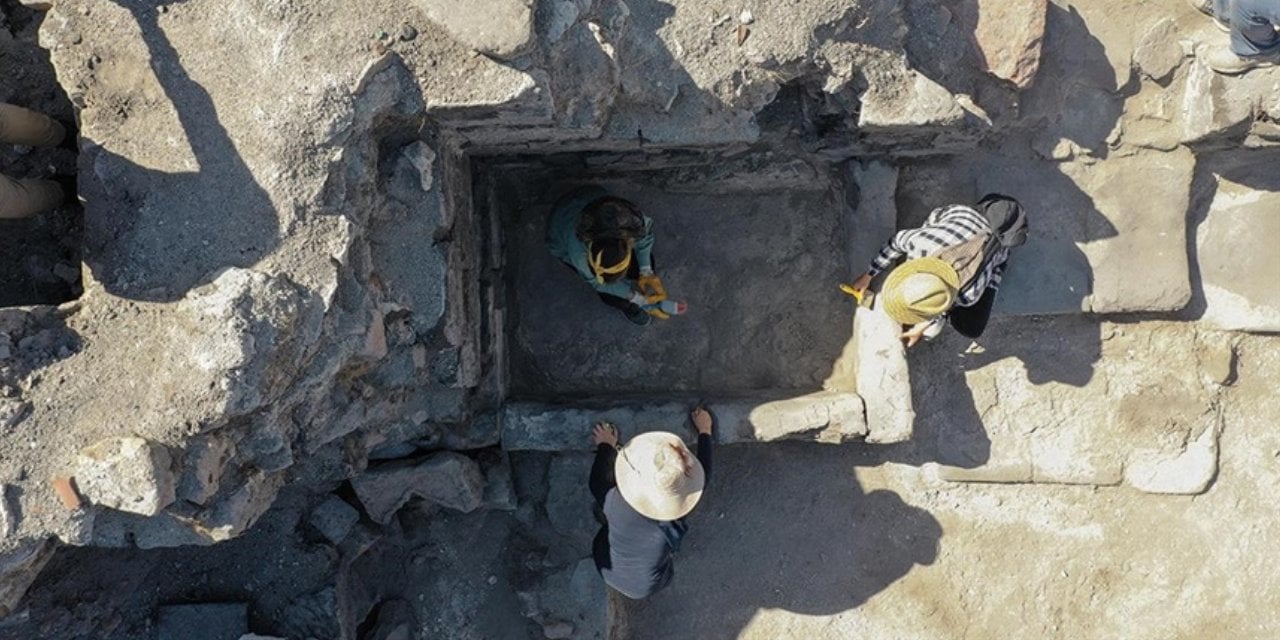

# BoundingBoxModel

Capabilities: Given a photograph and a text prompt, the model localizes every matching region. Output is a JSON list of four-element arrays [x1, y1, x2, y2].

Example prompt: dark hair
[[578, 196, 645, 242], [591, 238, 631, 282]]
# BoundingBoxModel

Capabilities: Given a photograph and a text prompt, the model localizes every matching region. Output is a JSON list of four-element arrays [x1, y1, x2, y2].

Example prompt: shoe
[[1187, 0, 1230, 32], [624, 306, 652, 326], [1205, 45, 1280, 75], [1187, 0, 1213, 15]]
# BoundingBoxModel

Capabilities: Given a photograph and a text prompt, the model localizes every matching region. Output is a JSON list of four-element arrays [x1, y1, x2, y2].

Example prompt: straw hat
[[615, 432, 705, 521], [880, 257, 961, 325]]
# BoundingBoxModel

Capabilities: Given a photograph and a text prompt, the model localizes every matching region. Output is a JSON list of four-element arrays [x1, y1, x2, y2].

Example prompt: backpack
[[931, 197, 1026, 288], [976, 193, 1028, 249]]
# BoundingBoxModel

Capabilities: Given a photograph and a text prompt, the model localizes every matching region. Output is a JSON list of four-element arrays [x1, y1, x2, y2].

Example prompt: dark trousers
[[949, 287, 997, 339], [590, 444, 617, 571]]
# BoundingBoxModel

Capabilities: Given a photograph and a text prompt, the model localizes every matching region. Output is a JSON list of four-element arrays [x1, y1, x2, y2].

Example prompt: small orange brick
[[52, 476, 82, 510]]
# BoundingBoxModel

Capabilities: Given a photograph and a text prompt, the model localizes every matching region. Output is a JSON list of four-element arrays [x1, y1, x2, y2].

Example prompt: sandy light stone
[[75, 437, 176, 517]]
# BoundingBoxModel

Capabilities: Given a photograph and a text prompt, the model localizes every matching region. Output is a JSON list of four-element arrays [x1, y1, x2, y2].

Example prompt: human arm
[[866, 228, 914, 278], [691, 407, 713, 486], [634, 216, 655, 274], [589, 422, 620, 506]]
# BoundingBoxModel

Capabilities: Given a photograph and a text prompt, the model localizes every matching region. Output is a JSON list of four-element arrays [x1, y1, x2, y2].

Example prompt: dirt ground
[[615, 330, 1280, 640]]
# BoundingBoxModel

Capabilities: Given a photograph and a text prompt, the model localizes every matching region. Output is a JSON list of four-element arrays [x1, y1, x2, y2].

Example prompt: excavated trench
[[471, 150, 865, 431]]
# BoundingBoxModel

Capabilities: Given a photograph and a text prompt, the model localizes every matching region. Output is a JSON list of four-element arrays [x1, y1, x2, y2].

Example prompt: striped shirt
[[867, 204, 1009, 308]]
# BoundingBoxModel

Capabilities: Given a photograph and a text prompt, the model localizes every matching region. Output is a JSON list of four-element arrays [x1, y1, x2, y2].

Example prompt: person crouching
[[587, 408, 714, 599]]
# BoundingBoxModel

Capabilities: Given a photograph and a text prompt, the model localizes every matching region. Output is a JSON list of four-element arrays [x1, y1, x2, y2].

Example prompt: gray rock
[[1132, 19, 1184, 82], [0, 400, 30, 432], [363, 599, 416, 640], [75, 437, 176, 516], [352, 452, 485, 524], [415, 0, 535, 59], [175, 435, 236, 506], [187, 471, 285, 543], [157, 603, 248, 640], [0, 539, 55, 618], [308, 496, 360, 545]]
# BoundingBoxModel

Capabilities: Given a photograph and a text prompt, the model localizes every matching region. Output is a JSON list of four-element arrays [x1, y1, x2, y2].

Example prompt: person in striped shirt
[[849, 196, 1021, 347]]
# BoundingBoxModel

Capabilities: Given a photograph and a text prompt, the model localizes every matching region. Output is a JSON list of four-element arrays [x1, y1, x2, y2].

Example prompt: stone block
[[1132, 18, 1184, 83], [157, 603, 248, 640], [1197, 160, 1280, 332], [1181, 55, 1259, 145], [352, 452, 485, 524], [75, 437, 176, 516], [1063, 149, 1194, 314], [414, 0, 534, 59], [308, 496, 361, 545], [501, 394, 868, 452], [854, 305, 914, 444], [972, 0, 1047, 88], [1030, 428, 1124, 486], [859, 71, 964, 130], [930, 461, 1033, 484]]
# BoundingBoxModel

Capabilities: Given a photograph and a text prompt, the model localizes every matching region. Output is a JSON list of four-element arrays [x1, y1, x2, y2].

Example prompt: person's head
[[614, 431, 705, 521], [587, 237, 633, 283], [881, 257, 961, 325]]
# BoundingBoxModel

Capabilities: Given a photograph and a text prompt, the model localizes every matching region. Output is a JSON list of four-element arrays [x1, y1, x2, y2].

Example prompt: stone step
[[499, 392, 868, 452]]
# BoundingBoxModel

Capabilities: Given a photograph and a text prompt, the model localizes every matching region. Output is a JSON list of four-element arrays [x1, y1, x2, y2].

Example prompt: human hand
[[691, 407, 713, 435], [645, 306, 671, 320], [900, 324, 927, 348], [637, 273, 667, 304], [592, 422, 619, 447], [850, 272, 872, 294]]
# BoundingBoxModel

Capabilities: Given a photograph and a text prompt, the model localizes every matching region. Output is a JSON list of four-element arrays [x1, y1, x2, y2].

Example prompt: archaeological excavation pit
[[472, 151, 879, 450]]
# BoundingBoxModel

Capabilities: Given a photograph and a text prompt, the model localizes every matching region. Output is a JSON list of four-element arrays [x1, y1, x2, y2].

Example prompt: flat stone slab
[[1197, 153, 1280, 332], [501, 392, 868, 451]]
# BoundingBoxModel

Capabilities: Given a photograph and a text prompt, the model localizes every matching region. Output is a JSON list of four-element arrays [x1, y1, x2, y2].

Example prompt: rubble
[[74, 437, 176, 517], [352, 452, 485, 524]]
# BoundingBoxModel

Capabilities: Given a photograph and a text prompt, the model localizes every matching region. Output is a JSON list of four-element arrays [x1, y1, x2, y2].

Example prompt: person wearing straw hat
[[587, 407, 714, 599], [848, 195, 1025, 347], [547, 186, 685, 326]]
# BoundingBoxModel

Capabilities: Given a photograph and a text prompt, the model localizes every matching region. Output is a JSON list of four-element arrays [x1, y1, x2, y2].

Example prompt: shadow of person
[[1183, 147, 1280, 321], [614, 443, 941, 640], [83, 0, 278, 301]]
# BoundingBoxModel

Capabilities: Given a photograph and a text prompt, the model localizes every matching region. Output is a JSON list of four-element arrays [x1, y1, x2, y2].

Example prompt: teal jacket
[[546, 186, 655, 300]]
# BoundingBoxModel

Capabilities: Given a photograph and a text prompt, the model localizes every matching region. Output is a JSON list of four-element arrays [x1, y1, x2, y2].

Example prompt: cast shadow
[[887, 3, 1136, 468], [1183, 147, 1280, 321], [84, 0, 278, 301], [615, 443, 941, 640]]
